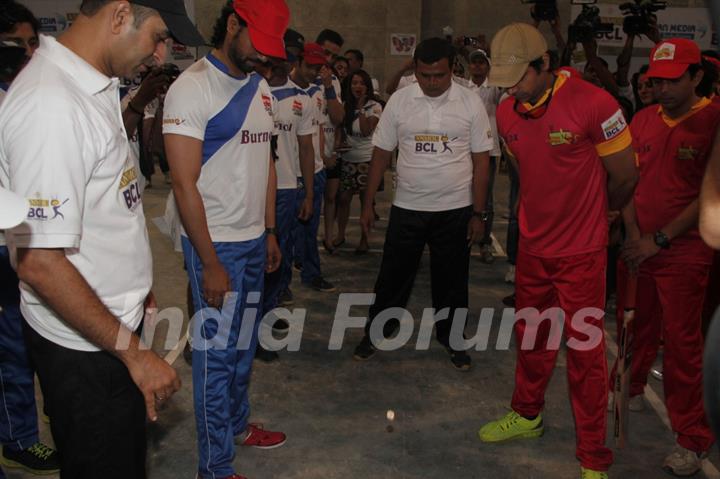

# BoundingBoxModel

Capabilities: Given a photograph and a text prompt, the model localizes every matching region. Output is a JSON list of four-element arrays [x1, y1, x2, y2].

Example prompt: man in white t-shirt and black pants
[[463, 48, 503, 264], [354, 38, 493, 370], [0, 0, 202, 475], [163, 1, 288, 477]]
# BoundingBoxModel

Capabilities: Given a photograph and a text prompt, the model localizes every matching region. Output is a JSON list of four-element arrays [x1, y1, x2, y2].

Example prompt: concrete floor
[[9, 167, 720, 479]]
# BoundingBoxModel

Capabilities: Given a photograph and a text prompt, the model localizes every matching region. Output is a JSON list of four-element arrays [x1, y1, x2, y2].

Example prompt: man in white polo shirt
[[163, 0, 288, 477], [354, 37, 493, 371], [0, 0, 203, 476], [0, 2, 61, 475]]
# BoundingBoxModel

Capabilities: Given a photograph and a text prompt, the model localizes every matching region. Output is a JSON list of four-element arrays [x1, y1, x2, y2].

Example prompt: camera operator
[[122, 65, 175, 189]]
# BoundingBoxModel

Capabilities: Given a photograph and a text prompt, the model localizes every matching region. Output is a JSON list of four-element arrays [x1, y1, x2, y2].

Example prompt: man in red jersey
[[477, 23, 638, 479], [614, 38, 719, 477]]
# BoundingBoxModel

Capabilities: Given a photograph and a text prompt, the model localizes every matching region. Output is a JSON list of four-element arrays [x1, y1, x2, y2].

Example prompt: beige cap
[[488, 23, 547, 88]]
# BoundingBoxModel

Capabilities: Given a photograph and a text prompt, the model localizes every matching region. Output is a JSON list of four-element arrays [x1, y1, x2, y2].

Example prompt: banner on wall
[[26, 0, 199, 69], [568, 3, 716, 50], [390, 33, 417, 55]]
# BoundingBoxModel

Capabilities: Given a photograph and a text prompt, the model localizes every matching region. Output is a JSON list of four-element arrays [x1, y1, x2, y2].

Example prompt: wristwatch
[[654, 230, 670, 249], [265, 227, 277, 236], [472, 210, 490, 222]]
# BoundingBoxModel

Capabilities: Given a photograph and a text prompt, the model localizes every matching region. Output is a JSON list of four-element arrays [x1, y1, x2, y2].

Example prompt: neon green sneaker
[[581, 467, 608, 479], [478, 411, 544, 443]]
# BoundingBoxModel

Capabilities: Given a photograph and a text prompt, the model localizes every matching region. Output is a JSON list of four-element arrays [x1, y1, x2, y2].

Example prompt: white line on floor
[[605, 335, 720, 478]]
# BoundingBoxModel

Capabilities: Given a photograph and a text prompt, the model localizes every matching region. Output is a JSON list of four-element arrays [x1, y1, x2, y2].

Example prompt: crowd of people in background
[[1, 0, 720, 478]]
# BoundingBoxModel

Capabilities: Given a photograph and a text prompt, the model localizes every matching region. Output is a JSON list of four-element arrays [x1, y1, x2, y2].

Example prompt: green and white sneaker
[[581, 467, 608, 479], [478, 410, 544, 443]]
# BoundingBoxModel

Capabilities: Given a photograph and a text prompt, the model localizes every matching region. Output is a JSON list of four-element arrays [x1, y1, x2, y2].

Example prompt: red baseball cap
[[302, 42, 327, 65], [647, 39, 701, 79], [233, 0, 290, 59]]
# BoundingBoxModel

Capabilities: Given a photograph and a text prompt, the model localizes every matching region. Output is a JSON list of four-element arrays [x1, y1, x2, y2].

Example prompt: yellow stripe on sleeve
[[596, 128, 632, 157]]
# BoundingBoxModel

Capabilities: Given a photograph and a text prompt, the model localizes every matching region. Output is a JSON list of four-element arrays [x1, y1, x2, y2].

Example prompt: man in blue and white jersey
[[163, 0, 288, 477], [254, 42, 316, 362]]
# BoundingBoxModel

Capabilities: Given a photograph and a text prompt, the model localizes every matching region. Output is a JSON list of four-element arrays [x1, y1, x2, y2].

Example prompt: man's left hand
[[266, 234, 282, 273], [621, 233, 660, 273], [298, 197, 314, 222], [319, 65, 333, 88], [467, 216, 485, 247]]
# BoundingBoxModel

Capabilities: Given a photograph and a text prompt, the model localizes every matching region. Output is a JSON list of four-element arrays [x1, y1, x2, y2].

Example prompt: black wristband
[[472, 210, 489, 222], [265, 227, 277, 235]]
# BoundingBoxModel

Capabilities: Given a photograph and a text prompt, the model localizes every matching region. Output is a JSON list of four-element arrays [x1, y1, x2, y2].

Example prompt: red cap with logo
[[232, 0, 290, 59], [302, 42, 327, 65], [647, 38, 701, 79]]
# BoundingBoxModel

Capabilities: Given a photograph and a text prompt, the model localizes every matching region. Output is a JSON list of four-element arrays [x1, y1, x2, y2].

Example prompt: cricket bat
[[614, 275, 637, 448]]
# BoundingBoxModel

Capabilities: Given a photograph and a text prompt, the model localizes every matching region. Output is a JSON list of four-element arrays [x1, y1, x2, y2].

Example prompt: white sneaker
[[663, 445, 706, 477], [607, 392, 646, 412], [505, 265, 515, 283]]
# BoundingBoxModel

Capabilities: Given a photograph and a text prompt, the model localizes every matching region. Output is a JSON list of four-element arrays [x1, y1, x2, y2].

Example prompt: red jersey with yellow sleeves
[[497, 75, 632, 258], [631, 97, 720, 265]]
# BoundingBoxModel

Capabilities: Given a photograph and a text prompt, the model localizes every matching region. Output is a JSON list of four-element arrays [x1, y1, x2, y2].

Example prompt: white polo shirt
[[163, 55, 275, 242], [0, 35, 152, 352], [301, 83, 326, 173], [270, 80, 315, 189], [372, 82, 493, 212], [343, 99, 383, 163], [463, 78, 503, 157]]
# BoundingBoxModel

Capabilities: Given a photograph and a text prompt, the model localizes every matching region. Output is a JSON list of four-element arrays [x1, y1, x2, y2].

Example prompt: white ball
[[386, 409, 395, 421]]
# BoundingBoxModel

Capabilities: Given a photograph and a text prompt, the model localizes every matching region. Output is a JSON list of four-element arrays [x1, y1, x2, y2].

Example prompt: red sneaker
[[238, 423, 287, 449], [224, 475, 247, 479]]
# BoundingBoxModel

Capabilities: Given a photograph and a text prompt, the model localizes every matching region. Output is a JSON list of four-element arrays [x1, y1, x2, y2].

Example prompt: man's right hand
[[133, 68, 170, 109], [202, 261, 231, 307], [126, 349, 181, 422], [360, 203, 375, 236]]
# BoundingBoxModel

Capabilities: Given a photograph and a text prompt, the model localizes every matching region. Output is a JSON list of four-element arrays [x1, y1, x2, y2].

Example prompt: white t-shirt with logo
[[270, 80, 316, 189], [0, 35, 152, 351], [301, 83, 326, 173], [343, 99, 383, 163], [372, 82, 493, 212], [462, 78, 503, 157], [163, 55, 275, 242]]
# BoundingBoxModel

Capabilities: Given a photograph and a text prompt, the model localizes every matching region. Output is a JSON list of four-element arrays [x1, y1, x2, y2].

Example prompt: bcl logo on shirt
[[119, 165, 141, 212], [601, 110, 627, 140], [414, 134, 456, 154], [27, 197, 69, 221]]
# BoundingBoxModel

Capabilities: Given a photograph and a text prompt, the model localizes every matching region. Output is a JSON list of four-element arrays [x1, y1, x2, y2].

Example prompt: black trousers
[[366, 205, 472, 344], [23, 324, 147, 479]]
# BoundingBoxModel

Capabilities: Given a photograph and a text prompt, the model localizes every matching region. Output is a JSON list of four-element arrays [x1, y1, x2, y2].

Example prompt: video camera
[[0, 40, 26, 81], [161, 63, 180, 83], [568, 4, 614, 43], [521, 0, 559, 22], [620, 0, 666, 36]]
